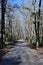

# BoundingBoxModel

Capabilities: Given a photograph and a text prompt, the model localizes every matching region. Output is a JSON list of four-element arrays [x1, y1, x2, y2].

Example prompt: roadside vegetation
[[0, 0, 43, 48]]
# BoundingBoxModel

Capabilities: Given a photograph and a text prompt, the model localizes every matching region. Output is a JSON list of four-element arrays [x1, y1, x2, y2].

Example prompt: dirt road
[[0, 39, 43, 65]]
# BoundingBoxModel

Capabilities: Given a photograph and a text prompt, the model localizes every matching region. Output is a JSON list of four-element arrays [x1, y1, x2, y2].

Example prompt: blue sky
[[7, 0, 43, 9], [7, 0, 43, 16], [8, 0, 23, 6], [41, 0, 43, 7], [7, 0, 31, 6], [7, 0, 43, 22]]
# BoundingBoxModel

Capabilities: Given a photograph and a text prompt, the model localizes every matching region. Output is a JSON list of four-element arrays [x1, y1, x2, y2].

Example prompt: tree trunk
[[37, 0, 41, 45], [1, 0, 6, 48]]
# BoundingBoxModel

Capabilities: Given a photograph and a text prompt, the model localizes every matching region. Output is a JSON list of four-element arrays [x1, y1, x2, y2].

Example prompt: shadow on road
[[0, 55, 22, 65], [14, 40, 25, 43]]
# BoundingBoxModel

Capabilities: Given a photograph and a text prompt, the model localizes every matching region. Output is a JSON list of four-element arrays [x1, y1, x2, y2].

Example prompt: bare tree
[[1, 0, 7, 48]]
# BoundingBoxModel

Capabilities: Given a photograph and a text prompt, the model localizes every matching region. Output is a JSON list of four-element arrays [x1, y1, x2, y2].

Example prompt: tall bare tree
[[37, 0, 42, 45], [1, 0, 7, 48]]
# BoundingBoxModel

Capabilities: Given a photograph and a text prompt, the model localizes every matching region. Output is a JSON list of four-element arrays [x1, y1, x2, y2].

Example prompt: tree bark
[[37, 0, 41, 45], [1, 0, 6, 48]]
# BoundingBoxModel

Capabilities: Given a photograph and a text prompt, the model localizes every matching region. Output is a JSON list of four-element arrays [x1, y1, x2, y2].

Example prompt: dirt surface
[[36, 48, 43, 59], [0, 40, 43, 65]]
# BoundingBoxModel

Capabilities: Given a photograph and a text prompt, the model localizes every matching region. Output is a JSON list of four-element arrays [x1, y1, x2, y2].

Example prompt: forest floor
[[0, 39, 43, 65]]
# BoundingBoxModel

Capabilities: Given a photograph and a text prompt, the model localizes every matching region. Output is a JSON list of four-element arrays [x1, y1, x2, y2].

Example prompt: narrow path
[[0, 39, 43, 65]]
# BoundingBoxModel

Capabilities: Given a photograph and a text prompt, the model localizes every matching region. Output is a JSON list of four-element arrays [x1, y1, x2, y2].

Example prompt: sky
[[7, 0, 43, 21], [7, 0, 43, 11], [7, 0, 24, 6], [7, 0, 43, 6]]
